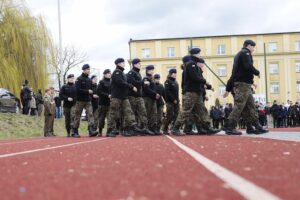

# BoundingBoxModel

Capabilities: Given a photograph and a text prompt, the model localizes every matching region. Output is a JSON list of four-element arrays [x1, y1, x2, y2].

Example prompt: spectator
[[54, 93, 62, 119]]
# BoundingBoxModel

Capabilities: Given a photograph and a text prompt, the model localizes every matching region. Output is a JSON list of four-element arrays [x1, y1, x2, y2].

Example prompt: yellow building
[[129, 32, 300, 107]]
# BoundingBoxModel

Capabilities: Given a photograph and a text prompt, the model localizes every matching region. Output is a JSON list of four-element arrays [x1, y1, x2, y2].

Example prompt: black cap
[[189, 48, 201, 55], [132, 58, 141, 65], [67, 74, 74, 79], [82, 64, 90, 70], [115, 58, 125, 65], [244, 40, 256, 47], [146, 65, 154, 71], [91, 75, 97, 80], [154, 74, 160, 79], [103, 69, 111, 74], [182, 55, 191, 63], [169, 68, 177, 74]]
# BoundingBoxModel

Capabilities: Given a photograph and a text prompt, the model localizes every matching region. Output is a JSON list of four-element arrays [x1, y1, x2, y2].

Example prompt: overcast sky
[[26, 0, 300, 75]]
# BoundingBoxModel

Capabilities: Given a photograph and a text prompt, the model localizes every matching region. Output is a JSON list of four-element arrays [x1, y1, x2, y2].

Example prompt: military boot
[[88, 125, 99, 137], [253, 122, 269, 134], [171, 125, 183, 136], [196, 125, 209, 135], [183, 125, 195, 135], [224, 120, 242, 135], [106, 128, 117, 137], [246, 124, 259, 134], [72, 129, 81, 138], [141, 125, 155, 136], [66, 129, 71, 137]]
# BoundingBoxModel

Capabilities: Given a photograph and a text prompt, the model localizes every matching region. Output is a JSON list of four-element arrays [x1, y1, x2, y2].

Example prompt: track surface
[[1, 129, 300, 200]]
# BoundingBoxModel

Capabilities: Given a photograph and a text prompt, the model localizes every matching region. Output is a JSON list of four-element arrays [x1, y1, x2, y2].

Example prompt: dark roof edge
[[129, 31, 300, 43]]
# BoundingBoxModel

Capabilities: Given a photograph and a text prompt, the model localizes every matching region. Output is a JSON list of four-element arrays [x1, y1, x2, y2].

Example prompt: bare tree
[[52, 46, 88, 88]]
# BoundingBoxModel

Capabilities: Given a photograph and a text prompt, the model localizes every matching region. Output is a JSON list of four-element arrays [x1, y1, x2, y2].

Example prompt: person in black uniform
[[97, 69, 111, 136], [154, 74, 165, 133], [127, 58, 154, 135], [91, 75, 99, 130], [73, 64, 98, 138], [106, 58, 143, 137], [59, 74, 77, 137], [142, 65, 161, 135], [162, 69, 179, 134], [223, 40, 268, 135]]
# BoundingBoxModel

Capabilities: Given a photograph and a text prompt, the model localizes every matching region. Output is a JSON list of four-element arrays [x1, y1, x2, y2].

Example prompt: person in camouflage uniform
[[142, 65, 161, 135], [223, 40, 268, 135], [73, 64, 98, 138], [59, 74, 77, 137], [106, 58, 143, 137], [154, 74, 165, 133], [44, 87, 56, 137]]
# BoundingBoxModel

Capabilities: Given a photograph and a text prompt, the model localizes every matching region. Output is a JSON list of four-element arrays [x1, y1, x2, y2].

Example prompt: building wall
[[129, 32, 300, 107]]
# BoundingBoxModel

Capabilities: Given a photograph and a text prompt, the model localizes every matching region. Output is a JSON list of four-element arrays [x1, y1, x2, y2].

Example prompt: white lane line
[[0, 138, 62, 146], [0, 138, 108, 159], [166, 136, 281, 200]]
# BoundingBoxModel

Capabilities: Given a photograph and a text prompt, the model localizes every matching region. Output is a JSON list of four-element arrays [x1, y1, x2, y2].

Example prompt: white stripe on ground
[[0, 138, 108, 158], [166, 136, 281, 200], [244, 132, 300, 142], [0, 138, 62, 146]]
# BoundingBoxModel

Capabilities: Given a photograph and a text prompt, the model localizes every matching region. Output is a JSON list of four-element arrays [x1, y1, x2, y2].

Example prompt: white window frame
[[296, 62, 300, 73], [268, 42, 278, 53], [167, 47, 175, 57], [142, 48, 150, 58], [297, 81, 300, 92], [295, 41, 300, 51], [270, 83, 279, 94], [217, 45, 226, 55], [219, 85, 226, 96], [269, 63, 279, 74], [217, 65, 227, 77]]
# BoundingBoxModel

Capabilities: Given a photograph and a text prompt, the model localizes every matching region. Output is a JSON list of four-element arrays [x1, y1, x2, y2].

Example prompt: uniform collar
[[116, 66, 125, 72], [133, 67, 140, 72]]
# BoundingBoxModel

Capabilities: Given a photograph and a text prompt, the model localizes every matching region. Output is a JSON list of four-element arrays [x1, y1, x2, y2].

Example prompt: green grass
[[0, 113, 89, 139]]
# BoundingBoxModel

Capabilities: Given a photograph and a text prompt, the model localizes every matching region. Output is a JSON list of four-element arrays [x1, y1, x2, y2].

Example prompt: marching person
[[106, 58, 143, 137], [73, 64, 99, 138], [154, 74, 165, 134], [91, 75, 99, 130], [223, 40, 268, 135], [127, 58, 154, 135], [59, 74, 77, 137], [97, 69, 111, 136]]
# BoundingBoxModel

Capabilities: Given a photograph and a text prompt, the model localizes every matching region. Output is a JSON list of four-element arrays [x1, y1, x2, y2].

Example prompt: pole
[[204, 63, 227, 86], [128, 39, 132, 69], [264, 43, 268, 103], [58, 0, 63, 88]]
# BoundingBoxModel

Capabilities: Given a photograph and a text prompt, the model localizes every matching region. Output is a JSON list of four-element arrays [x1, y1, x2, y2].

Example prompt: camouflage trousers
[[228, 82, 258, 124], [63, 106, 75, 131], [157, 105, 164, 129], [182, 92, 210, 129], [73, 101, 95, 129], [162, 103, 179, 131], [44, 115, 54, 135], [143, 97, 157, 128], [98, 105, 110, 132], [128, 96, 148, 127], [107, 98, 136, 130]]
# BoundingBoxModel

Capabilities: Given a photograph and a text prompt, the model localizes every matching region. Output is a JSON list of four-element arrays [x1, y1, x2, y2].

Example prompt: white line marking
[[166, 136, 281, 200], [0, 138, 108, 159], [0, 138, 61, 146]]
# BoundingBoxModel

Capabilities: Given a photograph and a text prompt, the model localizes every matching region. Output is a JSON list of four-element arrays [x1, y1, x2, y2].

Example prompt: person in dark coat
[[154, 74, 165, 133]]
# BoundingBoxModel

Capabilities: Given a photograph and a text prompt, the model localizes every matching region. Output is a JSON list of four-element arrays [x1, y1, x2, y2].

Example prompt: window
[[217, 65, 227, 77], [295, 41, 300, 51], [269, 42, 277, 52], [219, 85, 226, 96], [297, 81, 300, 92], [167, 47, 175, 57], [270, 83, 279, 94], [142, 48, 150, 58], [217, 45, 226, 55], [269, 63, 279, 74], [296, 62, 300, 73]]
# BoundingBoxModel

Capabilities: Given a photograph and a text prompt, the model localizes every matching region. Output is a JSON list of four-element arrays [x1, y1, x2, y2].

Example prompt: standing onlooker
[[44, 87, 56, 137], [271, 100, 279, 128], [22, 80, 32, 115], [30, 92, 37, 116], [54, 93, 62, 119], [265, 102, 272, 128], [36, 89, 44, 116]]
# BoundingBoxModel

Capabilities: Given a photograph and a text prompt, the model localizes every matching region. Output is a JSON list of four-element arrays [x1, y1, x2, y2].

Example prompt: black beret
[[182, 55, 191, 63], [67, 74, 74, 79], [115, 58, 125, 65], [146, 65, 154, 71], [169, 68, 177, 74], [103, 69, 111, 74], [189, 48, 201, 55], [154, 74, 160, 79], [91, 75, 97, 80], [132, 58, 141, 65], [82, 64, 90, 70], [244, 40, 256, 46]]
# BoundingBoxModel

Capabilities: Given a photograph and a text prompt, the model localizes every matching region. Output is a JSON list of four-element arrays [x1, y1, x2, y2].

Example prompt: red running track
[[0, 134, 299, 200]]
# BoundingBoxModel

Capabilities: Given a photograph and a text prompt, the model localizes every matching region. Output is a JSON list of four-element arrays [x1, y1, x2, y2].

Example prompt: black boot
[[246, 125, 259, 134], [184, 125, 195, 135], [66, 129, 71, 137], [98, 128, 103, 137], [123, 127, 133, 137], [204, 127, 221, 135], [154, 126, 161, 135], [224, 120, 242, 135], [88, 126, 98, 137], [171, 126, 183, 136], [196, 125, 209, 135], [72, 129, 81, 138], [141, 125, 155, 136], [253, 122, 269, 134], [106, 129, 117, 137]]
